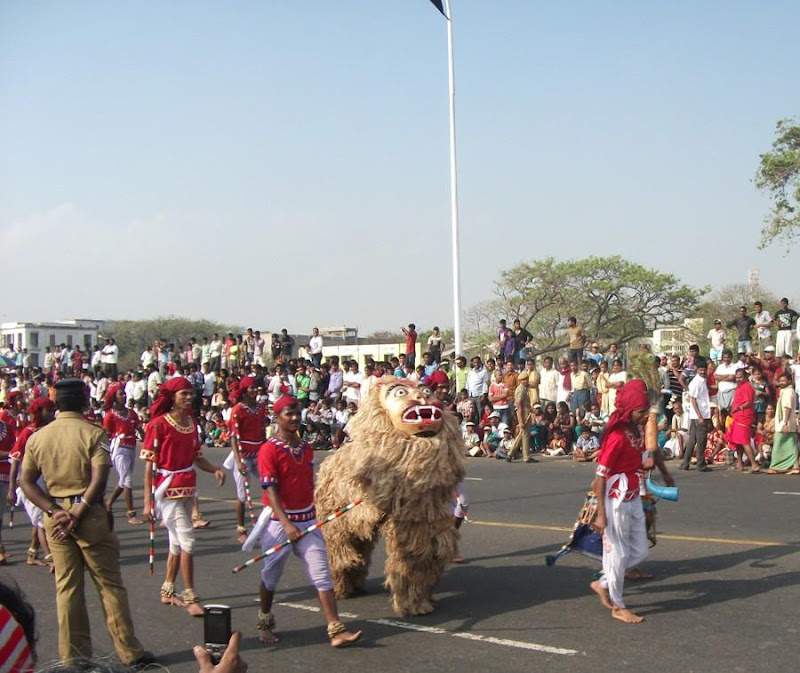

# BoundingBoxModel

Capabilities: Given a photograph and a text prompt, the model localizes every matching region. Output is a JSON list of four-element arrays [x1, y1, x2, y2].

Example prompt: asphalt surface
[[5, 446, 800, 673]]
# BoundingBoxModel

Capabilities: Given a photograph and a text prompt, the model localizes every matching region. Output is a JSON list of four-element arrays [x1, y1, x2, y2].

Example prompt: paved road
[[5, 447, 800, 673]]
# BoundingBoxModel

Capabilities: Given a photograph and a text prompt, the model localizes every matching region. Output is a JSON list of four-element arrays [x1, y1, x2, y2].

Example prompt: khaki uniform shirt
[[22, 411, 111, 497], [514, 383, 531, 424], [526, 369, 540, 406]]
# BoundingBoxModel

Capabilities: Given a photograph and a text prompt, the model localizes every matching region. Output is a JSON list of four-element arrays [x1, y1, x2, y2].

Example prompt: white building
[[0, 319, 105, 367], [652, 318, 704, 359]]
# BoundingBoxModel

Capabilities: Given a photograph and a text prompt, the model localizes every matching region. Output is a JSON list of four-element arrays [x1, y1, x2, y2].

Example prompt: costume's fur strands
[[315, 378, 466, 616]]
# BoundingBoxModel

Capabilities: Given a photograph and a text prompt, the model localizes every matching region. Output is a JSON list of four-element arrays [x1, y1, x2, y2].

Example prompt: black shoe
[[525, 457, 538, 463], [680, 465, 690, 471], [698, 465, 713, 472], [128, 652, 157, 669]]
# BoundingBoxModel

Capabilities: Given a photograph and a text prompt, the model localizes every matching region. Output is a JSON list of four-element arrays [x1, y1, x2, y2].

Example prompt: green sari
[[771, 387, 798, 472]]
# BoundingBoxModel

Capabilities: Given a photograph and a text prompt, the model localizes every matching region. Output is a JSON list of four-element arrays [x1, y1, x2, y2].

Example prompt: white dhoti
[[259, 516, 333, 592], [598, 474, 649, 609], [16, 487, 45, 529], [160, 497, 195, 555], [223, 451, 259, 502], [111, 441, 136, 490]]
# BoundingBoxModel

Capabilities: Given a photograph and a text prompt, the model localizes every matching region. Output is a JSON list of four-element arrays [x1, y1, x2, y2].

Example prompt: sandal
[[181, 588, 204, 617], [160, 582, 186, 607], [192, 514, 210, 529]]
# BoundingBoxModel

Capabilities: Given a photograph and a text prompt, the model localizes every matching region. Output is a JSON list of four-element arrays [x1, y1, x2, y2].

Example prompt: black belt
[[58, 496, 84, 505]]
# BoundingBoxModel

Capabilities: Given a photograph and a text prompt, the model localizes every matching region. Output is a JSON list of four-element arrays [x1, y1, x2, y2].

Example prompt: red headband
[[273, 395, 299, 416], [104, 382, 124, 410], [149, 377, 194, 420], [601, 379, 649, 440], [29, 397, 55, 419]]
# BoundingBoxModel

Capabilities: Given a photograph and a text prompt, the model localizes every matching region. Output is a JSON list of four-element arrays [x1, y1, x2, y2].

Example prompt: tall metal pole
[[444, 0, 463, 356]]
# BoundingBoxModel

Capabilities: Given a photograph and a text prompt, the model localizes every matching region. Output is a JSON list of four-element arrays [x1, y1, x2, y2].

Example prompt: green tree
[[103, 316, 242, 371], [465, 256, 707, 358], [755, 118, 800, 248]]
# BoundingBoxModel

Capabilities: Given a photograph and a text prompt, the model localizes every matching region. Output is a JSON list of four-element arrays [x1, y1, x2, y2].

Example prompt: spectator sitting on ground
[[573, 426, 601, 462]]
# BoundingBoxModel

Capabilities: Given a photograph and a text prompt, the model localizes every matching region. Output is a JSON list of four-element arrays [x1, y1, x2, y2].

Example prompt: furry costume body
[[315, 378, 466, 616]]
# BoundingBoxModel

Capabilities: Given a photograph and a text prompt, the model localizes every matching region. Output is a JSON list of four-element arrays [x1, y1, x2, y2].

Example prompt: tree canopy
[[465, 256, 707, 357], [755, 118, 800, 248], [103, 316, 241, 371]]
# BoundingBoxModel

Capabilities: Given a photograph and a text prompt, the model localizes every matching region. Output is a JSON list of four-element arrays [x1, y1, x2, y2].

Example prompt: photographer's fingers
[[193, 645, 214, 673], [218, 632, 247, 673]]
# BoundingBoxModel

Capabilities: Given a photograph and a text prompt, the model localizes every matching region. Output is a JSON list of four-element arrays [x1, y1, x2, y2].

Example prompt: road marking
[[773, 491, 800, 496], [275, 603, 575, 655], [277, 602, 359, 619], [370, 618, 577, 656], [467, 519, 788, 548], [465, 477, 483, 481], [201, 500, 788, 548]]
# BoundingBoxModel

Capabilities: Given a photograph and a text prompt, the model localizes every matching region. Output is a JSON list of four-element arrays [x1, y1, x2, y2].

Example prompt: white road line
[[278, 603, 577, 655], [773, 491, 800, 496], [465, 477, 483, 481], [277, 602, 359, 619], [367, 619, 577, 656]]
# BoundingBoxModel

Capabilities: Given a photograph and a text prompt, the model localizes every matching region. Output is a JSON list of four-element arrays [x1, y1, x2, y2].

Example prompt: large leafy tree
[[104, 316, 242, 371], [465, 256, 707, 358], [755, 118, 800, 248]]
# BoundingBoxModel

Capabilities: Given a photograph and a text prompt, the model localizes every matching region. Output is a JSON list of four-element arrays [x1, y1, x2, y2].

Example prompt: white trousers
[[776, 330, 793, 358], [161, 497, 195, 555], [228, 455, 258, 503], [259, 519, 333, 592], [598, 497, 649, 609], [112, 446, 135, 490]]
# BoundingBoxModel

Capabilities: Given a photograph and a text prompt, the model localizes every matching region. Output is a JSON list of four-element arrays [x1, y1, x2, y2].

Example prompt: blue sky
[[2, 1, 799, 334]]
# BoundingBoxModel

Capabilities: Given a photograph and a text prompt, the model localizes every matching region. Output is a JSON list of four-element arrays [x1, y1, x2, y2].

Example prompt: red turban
[[228, 376, 256, 405], [5, 390, 21, 408], [29, 397, 55, 423], [272, 395, 299, 416], [104, 382, 124, 410], [601, 379, 649, 440], [149, 377, 194, 420]]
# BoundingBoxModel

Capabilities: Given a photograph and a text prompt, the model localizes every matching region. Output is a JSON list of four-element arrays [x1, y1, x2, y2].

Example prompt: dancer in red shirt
[[103, 382, 144, 525], [590, 379, 653, 624], [141, 377, 225, 617], [256, 395, 361, 647], [7, 398, 56, 569], [0, 392, 23, 565], [226, 376, 266, 543]]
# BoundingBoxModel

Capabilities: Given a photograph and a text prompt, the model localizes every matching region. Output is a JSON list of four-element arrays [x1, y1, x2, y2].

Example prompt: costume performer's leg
[[321, 504, 382, 598], [383, 517, 458, 616]]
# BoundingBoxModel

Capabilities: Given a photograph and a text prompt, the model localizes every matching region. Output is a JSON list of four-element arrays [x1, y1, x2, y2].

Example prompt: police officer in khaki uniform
[[20, 378, 154, 666]]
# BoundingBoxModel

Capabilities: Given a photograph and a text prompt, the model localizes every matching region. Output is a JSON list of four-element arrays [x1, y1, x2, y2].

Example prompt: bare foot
[[236, 532, 248, 545], [26, 557, 47, 567], [186, 602, 204, 617], [625, 568, 654, 580], [590, 580, 613, 609], [767, 469, 779, 474], [788, 469, 800, 475], [612, 607, 645, 623], [128, 516, 144, 525], [259, 629, 279, 644], [330, 630, 362, 648], [452, 556, 465, 564]]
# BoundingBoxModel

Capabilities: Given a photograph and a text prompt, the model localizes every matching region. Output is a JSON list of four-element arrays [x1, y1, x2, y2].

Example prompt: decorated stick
[[234, 419, 256, 525], [231, 499, 363, 574], [148, 436, 158, 576]]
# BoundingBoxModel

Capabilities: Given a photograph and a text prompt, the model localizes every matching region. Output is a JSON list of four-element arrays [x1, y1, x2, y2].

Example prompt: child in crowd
[[573, 426, 600, 462], [456, 389, 475, 424], [463, 420, 482, 456], [545, 427, 567, 456], [494, 426, 514, 460]]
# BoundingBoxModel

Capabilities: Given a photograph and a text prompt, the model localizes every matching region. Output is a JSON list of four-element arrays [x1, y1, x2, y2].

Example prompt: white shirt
[[141, 350, 156, 368], [688, 375, 710, 420], [715, 361, 744, 393], [203, 372, 216, 397], [466, 367, 490, 397], [755, 311, 772, 340], [102, 343, 119, 364], [539, 368, 559, 402], [343, 371, 363, 403], [124, 380, 135, 402], [133, 379, 147, 400], [309, 335, 323, 355], [706, 328, 726, 349], [209, 340, 222, 357], [147, 371, 163, 397], [791, 364, 800, 394], [91, 350, 102, 367]]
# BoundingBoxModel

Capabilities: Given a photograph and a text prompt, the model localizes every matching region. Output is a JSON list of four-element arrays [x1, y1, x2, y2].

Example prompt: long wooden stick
[[233, 420, 256, 525], [231, 499, 363, 574], [149, 436, 158, 576]]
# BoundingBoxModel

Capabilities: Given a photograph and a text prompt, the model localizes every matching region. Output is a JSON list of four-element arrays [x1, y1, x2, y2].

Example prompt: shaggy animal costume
[[315, 378, 466, 616]]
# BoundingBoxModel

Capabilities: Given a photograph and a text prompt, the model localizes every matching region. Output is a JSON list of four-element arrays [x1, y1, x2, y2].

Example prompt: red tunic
[[141, 415, 202, 498], [229, 402, 267, 456], [0, 410, 17, 481], [9, 425, 35, 464], [259, 436, 315, 520], [103, 408, 141, 450], [595, 427, 643, 500]]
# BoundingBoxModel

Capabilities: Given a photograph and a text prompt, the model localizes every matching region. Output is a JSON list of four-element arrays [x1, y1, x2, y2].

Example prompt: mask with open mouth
[[380, 380, 444, 437]]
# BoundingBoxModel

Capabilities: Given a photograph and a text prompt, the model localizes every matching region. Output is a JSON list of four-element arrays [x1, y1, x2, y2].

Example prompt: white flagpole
[[444, 0, 463, 357]]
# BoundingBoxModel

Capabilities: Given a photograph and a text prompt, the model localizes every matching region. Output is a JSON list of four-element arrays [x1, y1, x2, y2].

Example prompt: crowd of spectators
[[2, 299, 800, 474]]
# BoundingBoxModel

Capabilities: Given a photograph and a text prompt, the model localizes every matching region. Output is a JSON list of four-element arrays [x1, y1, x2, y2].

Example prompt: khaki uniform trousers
[[45, 500, 144, 664], [510, 419, 531, 460]]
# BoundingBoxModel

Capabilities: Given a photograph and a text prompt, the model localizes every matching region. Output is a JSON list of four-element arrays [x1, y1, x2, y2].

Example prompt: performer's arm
[[265, 485, 300, 542], [195, 456, 226, 486], [591, 474, 606, 534], [650, 448, 675, 487], [6, 459, 18, 506], [143, 458, 154, 521]]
